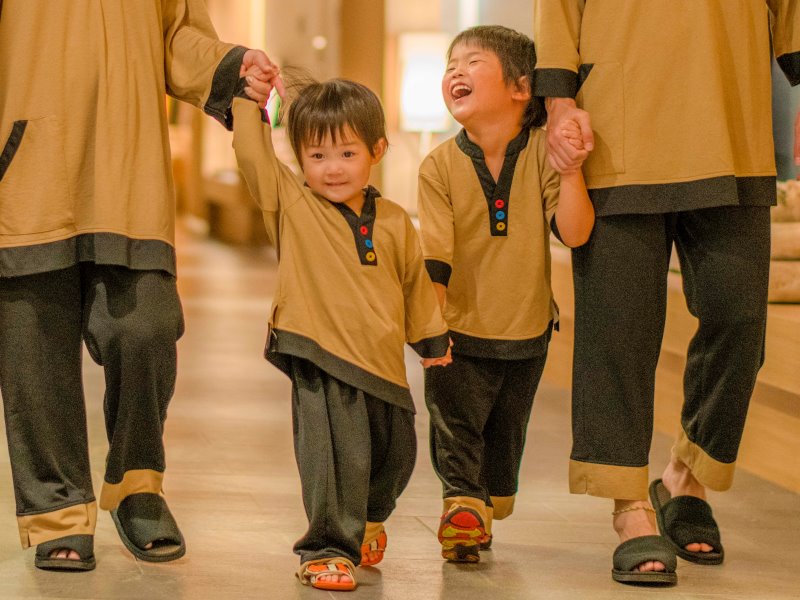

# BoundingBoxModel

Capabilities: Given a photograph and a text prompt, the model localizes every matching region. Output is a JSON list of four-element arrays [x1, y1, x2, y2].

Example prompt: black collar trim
[[456, 129, 529, 237], [331, 185, 380, 266]]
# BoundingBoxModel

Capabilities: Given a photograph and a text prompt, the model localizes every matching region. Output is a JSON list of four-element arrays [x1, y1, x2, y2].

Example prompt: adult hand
[[545, 97, 594, 174], [240, 49, 286, 105], [795, 109, 799, 179]]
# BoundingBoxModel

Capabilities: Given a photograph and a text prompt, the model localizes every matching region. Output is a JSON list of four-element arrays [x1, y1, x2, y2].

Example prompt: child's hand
[[420, 342, 453, 368], [239, 56, 285, 106], [561, 119, 585, 151]]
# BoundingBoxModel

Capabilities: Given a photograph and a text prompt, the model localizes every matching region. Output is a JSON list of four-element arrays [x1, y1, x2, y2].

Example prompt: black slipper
[[111, 493, 186, 562], [649, 479, 724, 565], [35, 534, 96, 571], [612, 535, 677, 585]]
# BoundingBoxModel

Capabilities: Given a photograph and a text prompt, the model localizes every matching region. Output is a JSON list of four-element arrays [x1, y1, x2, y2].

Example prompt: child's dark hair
[[282, 71, 387, 161], [448, 25, 546, 129]]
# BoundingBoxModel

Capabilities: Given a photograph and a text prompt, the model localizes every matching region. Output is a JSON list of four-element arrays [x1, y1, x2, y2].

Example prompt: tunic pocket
[[0, 116, 74, 236], [576, 61, 625, 176]]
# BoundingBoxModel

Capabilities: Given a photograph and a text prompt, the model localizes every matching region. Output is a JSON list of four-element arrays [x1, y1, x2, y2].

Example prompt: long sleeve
[[417, 157, 455, 287], [401, 215, 450, 359], [769, 0, 800, 85], [163, 0, 246, 129], [232, 98, 303, 243], [533, 0, 585, 98]]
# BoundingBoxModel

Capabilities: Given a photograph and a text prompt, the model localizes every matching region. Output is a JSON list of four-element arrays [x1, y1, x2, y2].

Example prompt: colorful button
[[495, 199, 505, 209], [365, 239, 374, 249], [360, 225, 369, 235], [496, 211, 506, 220], [365, 251, 376, 262], [496, 222, 506, 231]]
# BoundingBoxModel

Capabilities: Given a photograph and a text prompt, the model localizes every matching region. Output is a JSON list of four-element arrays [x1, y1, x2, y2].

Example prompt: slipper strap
[[35, 534, 94, 561], [613, 535, 677, 573], [662, 495, 722, 551], [115, 493, 181, 550]]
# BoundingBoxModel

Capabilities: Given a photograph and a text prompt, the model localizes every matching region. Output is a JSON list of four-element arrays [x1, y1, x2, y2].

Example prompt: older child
[[231, 76, 450, 591], [418, 25, 594, 563]]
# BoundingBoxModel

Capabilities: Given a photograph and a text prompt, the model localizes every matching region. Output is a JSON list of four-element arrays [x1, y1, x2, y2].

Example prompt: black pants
[[289, 358, 416, 565], [425, 351, 547, 507], [570, 206, 769, 499], [0, 264, 183, 546]]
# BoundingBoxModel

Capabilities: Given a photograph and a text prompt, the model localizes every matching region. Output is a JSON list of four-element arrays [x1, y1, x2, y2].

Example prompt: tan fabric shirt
[[418, 128, 559, 359], [534, 0, 800, 215], [232, 99, 449, 411], [0, 0, 243, 275]]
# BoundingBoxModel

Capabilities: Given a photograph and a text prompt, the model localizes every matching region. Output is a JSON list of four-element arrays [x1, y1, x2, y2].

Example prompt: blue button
[[496, 211, 506, 220], [365, 239, 373, 249]]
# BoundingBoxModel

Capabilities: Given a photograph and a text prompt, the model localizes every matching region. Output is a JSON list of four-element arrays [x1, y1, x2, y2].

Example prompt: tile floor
[[0, 226, 798, 599]]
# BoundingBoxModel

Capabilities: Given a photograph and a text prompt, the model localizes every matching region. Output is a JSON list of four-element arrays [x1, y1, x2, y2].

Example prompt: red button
[[360, 226, 369, 235], [495, 199, 505, 209]]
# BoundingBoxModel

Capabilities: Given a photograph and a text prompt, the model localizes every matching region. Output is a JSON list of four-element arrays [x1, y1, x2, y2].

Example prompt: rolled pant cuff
[[672, 431, 736, 491], [18, 501, 97, 549], [569, 459, 649, 500], [489, 495, 515, 520], [99, 468, 164, 511]]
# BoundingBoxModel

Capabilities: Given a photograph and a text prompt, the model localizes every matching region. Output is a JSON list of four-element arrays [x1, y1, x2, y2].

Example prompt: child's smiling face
[[442, 42, 527, 129], [300, 126, 385, 213]]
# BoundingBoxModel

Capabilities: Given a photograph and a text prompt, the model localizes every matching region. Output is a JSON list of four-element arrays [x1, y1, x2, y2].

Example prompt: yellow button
[[365, 251, 376, 262], [496, 222, 506, 231]]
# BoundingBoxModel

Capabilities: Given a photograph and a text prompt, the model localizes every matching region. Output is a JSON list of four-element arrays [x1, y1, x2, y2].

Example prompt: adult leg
[[571, 213, 676, 580], [657, 205, 770, 561], [0, 266, 96, 563], [80, 264, 185, 560]]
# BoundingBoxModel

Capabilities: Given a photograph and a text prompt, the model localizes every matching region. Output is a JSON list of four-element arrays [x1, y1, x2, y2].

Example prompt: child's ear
[[512, 75, 532, 101], [370, 138, 388, 164]]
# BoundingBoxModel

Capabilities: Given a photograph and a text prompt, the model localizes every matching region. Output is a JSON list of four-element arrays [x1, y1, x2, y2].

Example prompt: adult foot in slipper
[[111, 493, 186, 562], [612, 500, 671, 577], [651, 462, 723, 564], [35, 535, 96, 571]]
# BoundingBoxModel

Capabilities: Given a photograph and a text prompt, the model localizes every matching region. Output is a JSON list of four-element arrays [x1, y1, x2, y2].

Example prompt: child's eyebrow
[[447, 50, 486, 63]]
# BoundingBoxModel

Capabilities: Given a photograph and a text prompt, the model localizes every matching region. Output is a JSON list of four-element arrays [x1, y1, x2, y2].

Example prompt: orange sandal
[[360, 527, 387, 566], [297, 557, 357, 591]]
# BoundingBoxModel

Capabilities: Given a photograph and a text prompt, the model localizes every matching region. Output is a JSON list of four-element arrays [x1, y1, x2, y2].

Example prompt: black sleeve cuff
[[425, 259, 452, 286], [533, 68, 578, 99], [204, 46, 249, 130], [550, 215, 564, 244], [777, 50, 800, 86], [409, 331, 450, 359]]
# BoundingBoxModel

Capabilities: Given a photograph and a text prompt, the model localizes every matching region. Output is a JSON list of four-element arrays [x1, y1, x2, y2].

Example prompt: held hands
[[545, 98, 594, 175], [421, 339, 454, 369], [240, 49, 286, 106]]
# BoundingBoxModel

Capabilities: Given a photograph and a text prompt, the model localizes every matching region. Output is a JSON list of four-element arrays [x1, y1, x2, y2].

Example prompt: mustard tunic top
[[418, 128, 559, 359], [0, 0, 245, 276], [232, 99, 449, 411], [533, 0, 800, 215]]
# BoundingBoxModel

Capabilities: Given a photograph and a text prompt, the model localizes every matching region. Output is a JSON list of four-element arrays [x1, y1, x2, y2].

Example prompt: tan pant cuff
[[569, 459, 649, 500], [443, 496, 488, 525], [99, 469, 164, 511], [672, 431, 736, 492], [362, 521, 384, 544], [18, 501, 97, 549], [489, 495, 515, 520]]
